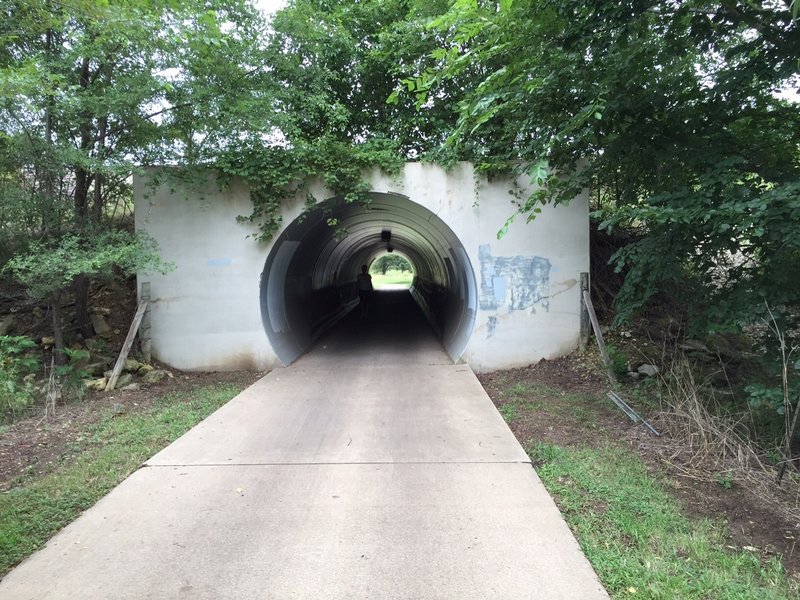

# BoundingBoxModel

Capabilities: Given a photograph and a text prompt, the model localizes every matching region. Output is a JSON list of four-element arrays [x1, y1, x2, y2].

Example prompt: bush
[[606, 343, 629, 379], [54, 347, 92, 401], [0, 336, 39, 420]]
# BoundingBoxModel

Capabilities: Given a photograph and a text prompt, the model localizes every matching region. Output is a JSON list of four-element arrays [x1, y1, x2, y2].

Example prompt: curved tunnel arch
[[260, 192, 477, 365]]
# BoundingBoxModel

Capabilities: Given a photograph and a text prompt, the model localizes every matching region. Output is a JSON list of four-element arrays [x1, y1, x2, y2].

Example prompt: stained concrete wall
[[134, 162, 589, 373]]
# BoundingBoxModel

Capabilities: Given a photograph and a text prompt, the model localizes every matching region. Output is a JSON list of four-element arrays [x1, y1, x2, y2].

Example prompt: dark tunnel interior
[[259, 192, 478, 365]]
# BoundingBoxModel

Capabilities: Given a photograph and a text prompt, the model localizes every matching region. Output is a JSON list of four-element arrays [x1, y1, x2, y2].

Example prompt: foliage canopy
[[2, 0, 799, 358]]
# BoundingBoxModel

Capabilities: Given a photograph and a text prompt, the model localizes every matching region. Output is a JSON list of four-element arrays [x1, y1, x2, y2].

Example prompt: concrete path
[[0, 291, 608, 599]]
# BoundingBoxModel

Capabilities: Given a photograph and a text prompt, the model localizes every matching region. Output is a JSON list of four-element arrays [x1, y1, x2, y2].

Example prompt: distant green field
[[371, 269, 413, 289]]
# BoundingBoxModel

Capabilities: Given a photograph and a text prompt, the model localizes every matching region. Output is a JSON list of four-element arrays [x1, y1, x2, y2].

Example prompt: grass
[[502, 380, 602, 427], [498, 402, 518, 423], [490, 376, 797, 598], [0, 383, 244, 576], [371, 269, 413, 289], [529, 441, 795, 599]]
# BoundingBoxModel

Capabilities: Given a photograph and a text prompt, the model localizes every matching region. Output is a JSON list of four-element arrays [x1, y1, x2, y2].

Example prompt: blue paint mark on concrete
[[492, 277, 507, 303], [478, 244, 551, 313], [207, 258, 232, 267]]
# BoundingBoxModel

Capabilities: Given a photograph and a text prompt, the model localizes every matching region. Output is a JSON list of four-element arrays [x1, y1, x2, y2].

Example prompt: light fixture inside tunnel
[[259, 192, 478, 366]]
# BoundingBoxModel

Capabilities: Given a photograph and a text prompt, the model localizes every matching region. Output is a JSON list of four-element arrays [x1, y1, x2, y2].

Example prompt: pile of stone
[[84, 359, 172, 392]]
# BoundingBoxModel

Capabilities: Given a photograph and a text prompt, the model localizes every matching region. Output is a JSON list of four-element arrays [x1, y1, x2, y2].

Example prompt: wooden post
[[579, 272, 590, 352], [583, 290, 617, 385], [140, 282, 151, 365], [105, 300, 148, 391]]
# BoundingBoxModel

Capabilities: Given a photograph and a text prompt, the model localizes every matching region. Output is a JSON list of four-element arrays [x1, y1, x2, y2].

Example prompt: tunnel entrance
[[260, 192, 477, 366]]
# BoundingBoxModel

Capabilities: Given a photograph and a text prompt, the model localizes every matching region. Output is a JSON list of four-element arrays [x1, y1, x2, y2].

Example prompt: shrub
[[0, 336, 39, 420]]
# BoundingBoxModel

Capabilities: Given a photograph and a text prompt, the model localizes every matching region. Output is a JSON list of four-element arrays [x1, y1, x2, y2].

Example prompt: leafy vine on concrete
[[216, 137, 404, 243]]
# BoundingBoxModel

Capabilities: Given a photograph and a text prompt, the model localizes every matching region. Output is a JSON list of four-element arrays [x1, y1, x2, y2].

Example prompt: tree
[[373, 254, 412, 275], [0, 0, 272, 359], [3, 232, 170, 356], [406, 0, 800, 339], [214, 0, 479, 242]]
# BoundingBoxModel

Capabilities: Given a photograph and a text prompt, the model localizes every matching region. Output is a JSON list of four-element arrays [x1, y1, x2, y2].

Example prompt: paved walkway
[[0, 291, 608, 599]]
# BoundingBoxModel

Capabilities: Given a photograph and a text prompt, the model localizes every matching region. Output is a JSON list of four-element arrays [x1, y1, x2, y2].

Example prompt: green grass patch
[[0, 383, 244, 575], [501, 380, 602, 426], [372, 269, 413, 289], [530, 442, 794, 599], [498, 402, 519, 423], [507, 381, 536, 398]]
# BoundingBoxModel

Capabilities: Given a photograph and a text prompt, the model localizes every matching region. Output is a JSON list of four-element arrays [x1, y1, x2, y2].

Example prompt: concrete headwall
[[134, 162, 589, 373]]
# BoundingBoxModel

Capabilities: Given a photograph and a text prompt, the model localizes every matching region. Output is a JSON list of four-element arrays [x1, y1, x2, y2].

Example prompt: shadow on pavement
[[312, 289, 442, 359]]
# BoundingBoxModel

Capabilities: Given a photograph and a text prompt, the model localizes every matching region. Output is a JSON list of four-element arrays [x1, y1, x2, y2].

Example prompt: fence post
[[579, 272, 590, 352], [140, 282, 151, 365]]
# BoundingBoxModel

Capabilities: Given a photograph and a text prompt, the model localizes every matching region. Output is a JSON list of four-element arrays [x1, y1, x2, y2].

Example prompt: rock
[[0, 315, 16, 336], [41, 336, 56, 347], [86, 362, 108, 376], [680, 339, 710, 353], [706, 334, 741, 359], [112, 402, 126, 415], [104, 369, 114, 380], [142, 369, 167, 384], [124, 358, 144, 373], [637, 364, 660, 377], [90, 313, 112, 335], [627, 372, 641, 380], [121, 383, 140, 392], [137, 363, 154, 374], [91, 307, 112, 316], [85, 377, 108, 391], [86, 338, 107, 352], [116, 373, 134, 388], [32, 306, 45, 319]]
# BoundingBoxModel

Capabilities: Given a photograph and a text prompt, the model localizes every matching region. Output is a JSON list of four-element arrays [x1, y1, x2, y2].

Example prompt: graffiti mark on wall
[[479, 245, 551, 313], [486, 315, 498, 338]]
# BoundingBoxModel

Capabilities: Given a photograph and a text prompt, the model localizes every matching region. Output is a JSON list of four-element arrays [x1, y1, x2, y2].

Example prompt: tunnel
[[260, 192, 478, 365]]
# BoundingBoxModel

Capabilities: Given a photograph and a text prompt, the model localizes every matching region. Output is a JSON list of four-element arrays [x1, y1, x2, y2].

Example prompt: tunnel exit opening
[[369, 253, 414, 290], [260, 192, 477, 366]]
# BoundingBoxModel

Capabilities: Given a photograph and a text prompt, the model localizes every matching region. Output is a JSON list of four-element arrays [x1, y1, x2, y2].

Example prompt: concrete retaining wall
[[134, 162, 589, 373]]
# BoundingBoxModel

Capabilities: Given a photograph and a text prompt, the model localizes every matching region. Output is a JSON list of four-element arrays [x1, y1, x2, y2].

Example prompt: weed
[[715, 472, 734, 490], [498, 403, 518, 423], [54, 347, 92, 401], [508, 382, 534, 398], [606, 343, 629, 379], [0, 336, 39, 420]]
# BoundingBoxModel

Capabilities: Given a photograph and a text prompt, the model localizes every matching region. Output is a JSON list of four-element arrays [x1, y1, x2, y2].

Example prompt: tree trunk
[[74, 57, 92, 219], [93, 169, 103, 223], [51, 290, 65, 366], [73, 274, 93, 340], [71, 55, 102, 336], [93, 64, 111, 224], [43, 29, 55, 210]]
